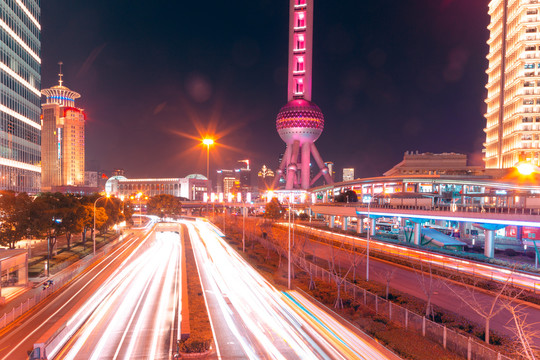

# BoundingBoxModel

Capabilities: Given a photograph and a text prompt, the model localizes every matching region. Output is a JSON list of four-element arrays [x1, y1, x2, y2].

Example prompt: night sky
[[41, 0, 489, 182]]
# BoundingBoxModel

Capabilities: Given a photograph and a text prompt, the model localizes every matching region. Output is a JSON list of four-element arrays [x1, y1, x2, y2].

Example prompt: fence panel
[[445, 330, 470, 359], [407, 311, 424, 333], [425, 321, 444, 345]]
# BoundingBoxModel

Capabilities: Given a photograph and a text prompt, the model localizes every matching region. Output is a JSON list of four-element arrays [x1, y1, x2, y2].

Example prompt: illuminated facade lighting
[[484, 1, 540, 169], [41, 66, 86, 191], [0, 0, 41, 193]]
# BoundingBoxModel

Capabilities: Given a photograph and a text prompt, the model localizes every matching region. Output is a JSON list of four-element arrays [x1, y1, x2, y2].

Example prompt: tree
[[0, 192, 38, 248], [445, 271, 515, 344], [81, 203, 108, 243], [504, 302, 540, 359], [32, 192, 67, 256], [264, 198, 283, 220], [415, 262, 437, 319], [147, 194, 182, 219], [335, 190, 358, 203]]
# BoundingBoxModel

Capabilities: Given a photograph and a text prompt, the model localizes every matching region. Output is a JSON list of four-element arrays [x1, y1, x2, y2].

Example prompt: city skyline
[[40, 1, 489, 180]]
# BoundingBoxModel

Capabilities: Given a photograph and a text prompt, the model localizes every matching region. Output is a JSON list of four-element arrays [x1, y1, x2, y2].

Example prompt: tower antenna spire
[[58, 61, 63, 87]]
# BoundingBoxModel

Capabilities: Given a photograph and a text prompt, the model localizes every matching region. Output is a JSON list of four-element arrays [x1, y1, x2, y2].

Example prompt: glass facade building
[[0, 0, 41, 193], [484, 0, 540, 169]]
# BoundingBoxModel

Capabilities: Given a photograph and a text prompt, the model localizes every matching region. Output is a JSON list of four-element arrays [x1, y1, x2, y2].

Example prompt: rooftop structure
[[384, 151, 483, 177], [41, 64, 86, 192]]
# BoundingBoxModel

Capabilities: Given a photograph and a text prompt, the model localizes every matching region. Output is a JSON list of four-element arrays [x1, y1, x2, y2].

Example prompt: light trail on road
[[186, 219, 398, 360], [54, 231, 181, 360], [294, 224, 540, 292]]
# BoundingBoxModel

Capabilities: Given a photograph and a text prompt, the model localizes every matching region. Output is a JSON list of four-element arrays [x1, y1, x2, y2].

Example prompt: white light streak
[[0, 157, 40, 173], [16, 0, 41, 30], [0, 20, 40, 64], [0, 62, 41, 96], [0, 104, 41, 130]]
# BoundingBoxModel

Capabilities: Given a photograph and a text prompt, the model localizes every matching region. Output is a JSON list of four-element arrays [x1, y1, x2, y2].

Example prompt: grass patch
[[178, 225, 212, 353]]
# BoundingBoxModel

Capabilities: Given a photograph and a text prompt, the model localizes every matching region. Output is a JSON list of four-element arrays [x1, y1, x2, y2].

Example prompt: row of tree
[[0, 191, 134, 249]]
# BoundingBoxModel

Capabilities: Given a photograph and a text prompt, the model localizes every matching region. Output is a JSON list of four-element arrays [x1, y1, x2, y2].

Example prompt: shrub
[[504, 248, 517, 257]]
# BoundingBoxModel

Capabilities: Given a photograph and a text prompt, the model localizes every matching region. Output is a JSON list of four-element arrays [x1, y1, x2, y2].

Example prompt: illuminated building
[[106, 174, 209, 201], [324, 161, 334, 182], [273, 0, 332, 189], [484, 1, 540, 168], [216, 169, 234, 193], [0, 0, 41, 192], [257, 165, 275, 190], [41, 67, 85, 191], [342, 168, 354, 181]]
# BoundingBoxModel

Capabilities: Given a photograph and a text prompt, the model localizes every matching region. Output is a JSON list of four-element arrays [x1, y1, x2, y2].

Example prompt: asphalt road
[[297, 227, 540, 345], [0, 229, 152, 360], [186, 220, 400, 359], [54, 231, 182, 360]]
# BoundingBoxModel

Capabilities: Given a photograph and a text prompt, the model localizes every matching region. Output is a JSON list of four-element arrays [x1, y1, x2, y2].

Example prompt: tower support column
[[342, 216, 348, 231], [301, 142, 311, 189], [413, 223, 421, 246], [485, 230, 495, 258]]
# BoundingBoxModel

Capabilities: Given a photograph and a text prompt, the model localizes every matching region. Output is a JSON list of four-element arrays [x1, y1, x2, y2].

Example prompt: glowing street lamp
[[516, 161, 538, 176], [202, 138, 214, 216]]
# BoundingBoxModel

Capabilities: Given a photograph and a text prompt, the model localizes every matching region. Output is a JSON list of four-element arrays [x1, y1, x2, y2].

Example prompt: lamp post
[[203, 138, 214, 217], [93, 194, 110, 255], [242, 199, 246, 252], [288, 200, 291, 290], [365, 192, 384, 282]]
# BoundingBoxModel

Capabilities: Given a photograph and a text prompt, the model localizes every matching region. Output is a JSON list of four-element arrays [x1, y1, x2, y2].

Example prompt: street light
[[516, 161, 539, 176], [93, 194, 110, 255], [202, 138, 214, 217], [365, 191, 385, 282], [242, 197, 246, 252]]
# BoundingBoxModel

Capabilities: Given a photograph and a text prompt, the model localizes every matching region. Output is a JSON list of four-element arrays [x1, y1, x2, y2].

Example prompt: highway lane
[[186, 219, 400, 360], [54, 231, 182, 360], [0, 228, 153, 360], [295, 228, 540, 345], [294, 224, 540, 292]]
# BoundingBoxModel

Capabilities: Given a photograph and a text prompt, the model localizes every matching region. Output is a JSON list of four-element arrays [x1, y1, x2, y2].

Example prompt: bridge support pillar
[[413, 222, 421, 246], [356, 217, 362, 233], [330, 216, 335, 228], [342, 217, 348, 231], [369, 218, 376, 237], [484, 230, 495, 258]]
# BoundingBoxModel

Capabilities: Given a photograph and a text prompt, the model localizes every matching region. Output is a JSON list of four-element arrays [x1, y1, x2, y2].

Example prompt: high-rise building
[[216, 169, 234, 193], [484, 1, 540, 169], [324, 161, 334, 182], [343, 168, 354, 182], [41, 68, 85, 191], [273, 0, 332, 189], [0, 0, 41, 192]]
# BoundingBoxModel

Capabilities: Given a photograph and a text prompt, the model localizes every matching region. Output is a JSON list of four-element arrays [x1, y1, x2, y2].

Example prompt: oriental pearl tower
[[273, 0, 333, 190]]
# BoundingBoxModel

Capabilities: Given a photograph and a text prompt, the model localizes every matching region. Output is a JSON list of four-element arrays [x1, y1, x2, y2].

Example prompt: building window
[[295, 12, 306, 28], [295, 56, 305, 72], [295, 34, 305, 51], [295, 78, 304, 94], [295, 0, 306, 5]]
